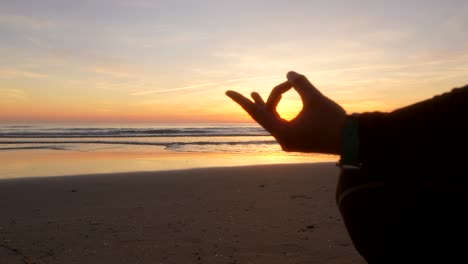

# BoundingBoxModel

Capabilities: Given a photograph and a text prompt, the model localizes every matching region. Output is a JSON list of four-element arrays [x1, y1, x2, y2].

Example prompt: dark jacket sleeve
[[358, 84, 468, 169], [336, 84, 468, 263]]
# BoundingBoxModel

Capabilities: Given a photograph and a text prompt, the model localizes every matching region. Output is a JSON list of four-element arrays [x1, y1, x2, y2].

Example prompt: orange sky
[[1, 1, 467, 123]]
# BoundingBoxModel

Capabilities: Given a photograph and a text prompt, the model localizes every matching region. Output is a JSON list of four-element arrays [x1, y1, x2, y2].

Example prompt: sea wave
[[0, 145, 70, 151], [0, 126, 269, 138], [0, 139, 277, 147]]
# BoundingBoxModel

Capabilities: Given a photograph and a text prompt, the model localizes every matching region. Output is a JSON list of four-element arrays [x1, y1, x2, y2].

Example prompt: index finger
[[226, 90, 283, 132], [266, 81, 293, 111], [225, 90, 259, 117]]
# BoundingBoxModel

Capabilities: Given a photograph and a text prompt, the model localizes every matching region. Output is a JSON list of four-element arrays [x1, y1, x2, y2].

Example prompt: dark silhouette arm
[[358, 85, 468, 168]]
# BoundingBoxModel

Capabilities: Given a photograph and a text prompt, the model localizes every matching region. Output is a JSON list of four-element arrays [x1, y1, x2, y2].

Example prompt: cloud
[[130, 47, 468, 98], [0, 88, 27, 102], [131, 75, 283, 95], [93, 80, 138, 90], [305, 52, 468, 76], [90, 64, 141, 78], [108, 23, 176, 49], [23, 35, 43, 47], [0, 15, 55, 31], [0, 68, 47, 78]]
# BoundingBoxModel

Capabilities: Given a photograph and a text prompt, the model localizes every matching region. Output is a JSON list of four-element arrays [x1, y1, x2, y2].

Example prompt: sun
[[276, 90, 303, 121]]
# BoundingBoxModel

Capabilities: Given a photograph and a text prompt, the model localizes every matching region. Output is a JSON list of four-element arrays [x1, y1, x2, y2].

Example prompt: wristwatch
[[338, 113, 361, 170]]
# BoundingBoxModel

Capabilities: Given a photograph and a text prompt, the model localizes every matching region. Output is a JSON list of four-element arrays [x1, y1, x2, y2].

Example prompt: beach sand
[[0, 163, 365, 264]]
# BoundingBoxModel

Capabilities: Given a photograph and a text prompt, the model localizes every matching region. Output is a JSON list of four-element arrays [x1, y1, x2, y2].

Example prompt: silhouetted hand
[[226, 71, 346, 155]]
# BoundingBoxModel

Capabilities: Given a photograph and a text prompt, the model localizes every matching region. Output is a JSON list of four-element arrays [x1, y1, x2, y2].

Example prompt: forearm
[[358, 84, 468, 167], [337, 84, 468, 263]]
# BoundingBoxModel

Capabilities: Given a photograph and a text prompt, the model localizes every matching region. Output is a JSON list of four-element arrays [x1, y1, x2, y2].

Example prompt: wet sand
[[0, 163, 364, 264]]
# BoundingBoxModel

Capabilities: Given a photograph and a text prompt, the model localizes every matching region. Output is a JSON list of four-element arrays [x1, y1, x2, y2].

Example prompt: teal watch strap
[[339, 113, 361, 169]]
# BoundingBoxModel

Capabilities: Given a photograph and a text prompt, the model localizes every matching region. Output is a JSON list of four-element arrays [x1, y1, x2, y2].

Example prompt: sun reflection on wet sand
[[0, 149, 337, 179]]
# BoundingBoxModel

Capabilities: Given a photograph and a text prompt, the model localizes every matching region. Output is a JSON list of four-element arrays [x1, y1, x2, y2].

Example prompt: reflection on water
[[0, 148, 337, 178]]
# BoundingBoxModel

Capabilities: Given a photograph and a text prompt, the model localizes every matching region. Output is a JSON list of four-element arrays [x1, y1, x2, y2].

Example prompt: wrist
[[338, 113, 361, 169]]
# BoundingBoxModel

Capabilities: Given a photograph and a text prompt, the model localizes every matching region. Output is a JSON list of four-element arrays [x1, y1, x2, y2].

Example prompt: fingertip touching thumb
[[286, 71, 301, 83]]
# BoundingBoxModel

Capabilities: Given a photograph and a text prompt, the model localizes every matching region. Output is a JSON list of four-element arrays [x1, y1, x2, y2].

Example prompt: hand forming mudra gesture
[[226, 71, 346, 155]]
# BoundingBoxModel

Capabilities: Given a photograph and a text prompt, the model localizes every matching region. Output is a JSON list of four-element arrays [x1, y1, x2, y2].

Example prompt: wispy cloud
[[0, 15, 55, 31], [0, 88, 27, 102], [0, 68, 47, 78], [90, 64, 141, 78], [23, 35, 43, 46], [94, 80, 139, 90], [108, 23, 176, 49], [304, 53, 468, 76], [131, 49, 468, 96], [131, 75, 283, 95]]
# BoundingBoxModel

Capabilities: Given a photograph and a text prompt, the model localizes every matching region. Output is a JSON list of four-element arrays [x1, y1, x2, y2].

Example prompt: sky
[[1, 0, 467, 123]]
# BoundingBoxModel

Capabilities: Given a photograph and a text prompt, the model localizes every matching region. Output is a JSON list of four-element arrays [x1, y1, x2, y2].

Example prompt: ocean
[[0, 123, 275, 153], [0, 123, 337, 178]]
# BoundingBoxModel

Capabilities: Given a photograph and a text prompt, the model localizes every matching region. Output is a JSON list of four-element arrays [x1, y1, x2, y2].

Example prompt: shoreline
[[0, 163, 364, 263], [0, 161, 338, 182], [0, 149, 338, 179]]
